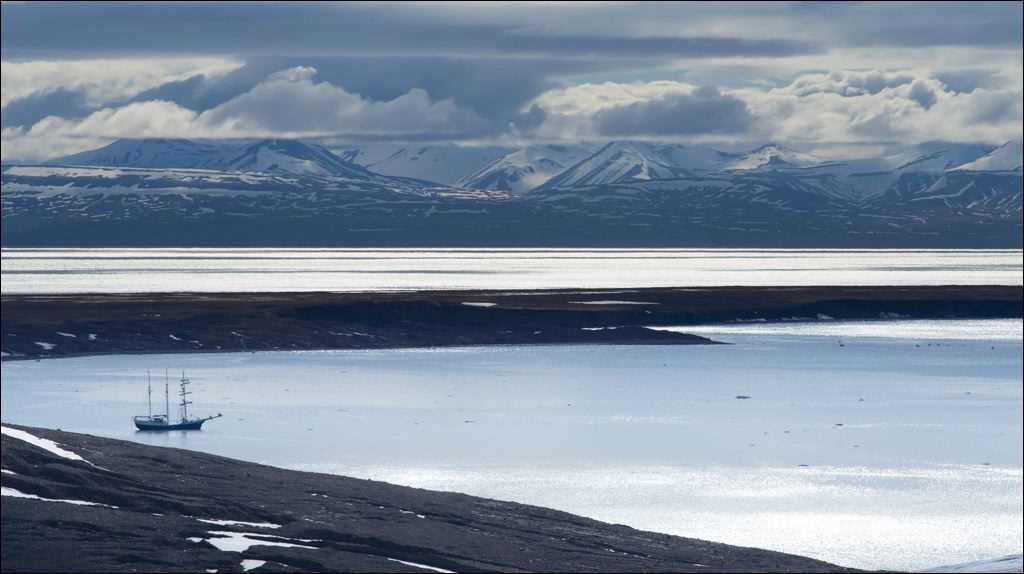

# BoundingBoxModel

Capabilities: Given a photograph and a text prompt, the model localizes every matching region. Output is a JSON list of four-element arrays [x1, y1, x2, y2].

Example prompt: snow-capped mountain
[[6, 137, 1018, 247], [951, 140, 1023, 172], [457, 144, 598, 193], [874, 142, 996, 173], [56, 138, 245, 170], [55, 138, 376, 179], [222, 139, 375, 179], [335, 144, 510, 185], [537, 141, 729, 190]]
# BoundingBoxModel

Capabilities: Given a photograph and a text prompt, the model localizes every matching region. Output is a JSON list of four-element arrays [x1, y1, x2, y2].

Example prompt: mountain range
[[2, 137, 1020, 247]]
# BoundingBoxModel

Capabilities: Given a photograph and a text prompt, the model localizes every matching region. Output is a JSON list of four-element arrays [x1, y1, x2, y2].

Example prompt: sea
[[1, 248, 1021, 293], [1, 248, 1022, 570]]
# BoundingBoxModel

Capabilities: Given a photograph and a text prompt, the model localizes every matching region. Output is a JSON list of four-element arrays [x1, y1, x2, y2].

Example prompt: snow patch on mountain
[[538, 141, 726, 190], [55, 138, 375, 180], [56, 139, 244, 170], [877, 142, 995, 173], [726, 145, 828, 171], [951, 140, 1023, 172], [336, 144, 509, 185], [458, 144, 598, 193], [224, 140, 374, 179]]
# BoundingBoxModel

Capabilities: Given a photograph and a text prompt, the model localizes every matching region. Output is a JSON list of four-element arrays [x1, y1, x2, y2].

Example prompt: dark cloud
[[594, 87, 753, 136], [267, 57, 600, 129], [0, 88, 91, 128], [107, 56, 630, 139], [0, 2, 816, 60], [122, 64, 279, 113], [935, 69, 1008, 93], [908, 81, 938, 110], [824, 2, 1022, 47], [965, 90, 1022, 125]]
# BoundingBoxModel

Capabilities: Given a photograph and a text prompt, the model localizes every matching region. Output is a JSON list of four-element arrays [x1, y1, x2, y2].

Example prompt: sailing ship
[[134, 370, 222, 431]]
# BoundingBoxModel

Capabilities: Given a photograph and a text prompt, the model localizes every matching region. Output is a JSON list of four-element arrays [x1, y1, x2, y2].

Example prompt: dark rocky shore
[[2, 285, 1020, 361], [1, 424, 856, 573]]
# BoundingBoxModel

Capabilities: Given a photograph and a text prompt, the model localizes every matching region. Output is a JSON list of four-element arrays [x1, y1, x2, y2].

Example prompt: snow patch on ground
[[192, 531, 318, 553], [570, 300, 659, 305], [197, 518, 281, 529], [87, 333, 98, 341], [1, 486, 117, 508], [33, 342, 56, 350], [385, 558, 455, 573], [2, 469, 17, 475], [461, 302, 496, 308], [240, 559, 267, 572], [1, 426, 92, 465], [56, 332, 77, 338]]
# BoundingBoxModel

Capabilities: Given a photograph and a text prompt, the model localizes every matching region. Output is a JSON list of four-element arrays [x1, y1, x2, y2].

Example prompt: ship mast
[[179, 371, 192, 422], [164, 369, 170, 420], [147, 370, 152, 418]]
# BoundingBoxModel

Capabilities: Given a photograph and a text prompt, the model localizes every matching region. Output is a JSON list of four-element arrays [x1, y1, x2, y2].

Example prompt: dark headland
[[1, 424, 856, 573], [2, 285, 1020, 360]]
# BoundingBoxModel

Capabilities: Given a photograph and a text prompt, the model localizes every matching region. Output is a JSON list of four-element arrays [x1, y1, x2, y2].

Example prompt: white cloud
[[530, 81, 698, 115], [526, 70, 1022, 145], [197, 66, 484, 136], [4, 63, 1021, 162], [0, 57, 242, 108], [1, 67, 486, 161], [783, 70, 917, 97], [740, 70, 1023, 144]]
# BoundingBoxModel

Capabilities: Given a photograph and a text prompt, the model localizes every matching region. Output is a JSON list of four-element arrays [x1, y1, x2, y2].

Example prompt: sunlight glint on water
[[2, 248, 1021, 293], [2, 321, 1021, 570]]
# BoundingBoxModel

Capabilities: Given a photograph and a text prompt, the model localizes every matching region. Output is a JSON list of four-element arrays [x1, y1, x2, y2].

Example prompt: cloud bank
[[1, 2, 1020, 161]]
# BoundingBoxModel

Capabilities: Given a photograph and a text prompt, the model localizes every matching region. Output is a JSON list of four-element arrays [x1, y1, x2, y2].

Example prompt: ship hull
[[134, 419, 207, 431]]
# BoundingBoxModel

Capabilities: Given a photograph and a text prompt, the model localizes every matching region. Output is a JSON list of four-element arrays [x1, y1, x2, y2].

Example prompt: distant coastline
[[3, 285, 1019, 361]]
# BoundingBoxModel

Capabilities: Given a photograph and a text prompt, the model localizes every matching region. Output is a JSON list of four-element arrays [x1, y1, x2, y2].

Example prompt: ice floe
[[2, 486, 117, 508], [461, 302, 496, 308], [56, 332, 77, 338], [33, 342, 56, 350]]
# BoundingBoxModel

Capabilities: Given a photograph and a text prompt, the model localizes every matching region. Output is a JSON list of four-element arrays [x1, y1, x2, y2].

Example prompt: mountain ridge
[[4, 137, 1019, 247]]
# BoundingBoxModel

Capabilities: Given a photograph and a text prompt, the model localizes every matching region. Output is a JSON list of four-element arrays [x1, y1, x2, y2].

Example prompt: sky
[[1, 1, 1022, 161]]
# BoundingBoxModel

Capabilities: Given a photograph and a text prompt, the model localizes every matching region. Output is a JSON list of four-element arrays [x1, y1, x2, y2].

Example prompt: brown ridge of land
[[2, 285, 1020, 361], [1, 424, 858, 573]]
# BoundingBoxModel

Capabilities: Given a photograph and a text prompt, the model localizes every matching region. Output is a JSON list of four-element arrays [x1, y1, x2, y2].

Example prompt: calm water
[[2, 248, 1021, 293], [2, 319, 1021, 570]]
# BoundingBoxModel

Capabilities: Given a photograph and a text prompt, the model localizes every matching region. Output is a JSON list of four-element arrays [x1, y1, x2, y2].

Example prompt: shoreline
[[1, 423, 858, 572], [3, 285, 1020, 361]]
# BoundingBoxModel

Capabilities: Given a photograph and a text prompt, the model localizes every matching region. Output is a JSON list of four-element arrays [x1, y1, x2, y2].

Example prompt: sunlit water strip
[[655, 318, 1024, 341], [2, 248, 1021, 293]]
